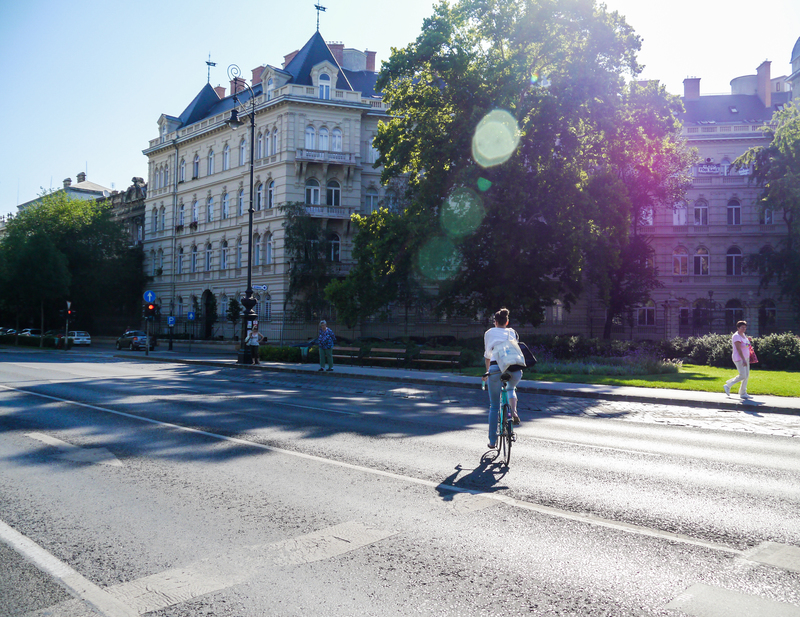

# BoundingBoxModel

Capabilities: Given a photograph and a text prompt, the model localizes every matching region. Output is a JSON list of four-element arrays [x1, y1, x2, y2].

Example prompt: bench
[[332, 346, 361, 364], [412, 349, 463, 372], [364, 347, 407, 367]]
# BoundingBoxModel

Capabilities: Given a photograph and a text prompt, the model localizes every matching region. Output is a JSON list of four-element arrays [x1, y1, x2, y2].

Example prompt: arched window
[[154, 168, 160, 189], [150, 250, 157, 276], [271, 129, 278, 155], [157, 248, 163, 270], [222, 192, 229, 219], [179, 203, 185, 226], [727, 199, 741, 225], [177, 247, 184, 274], [760, 209, 775, 225], [255, 183, 263, 211], [759, 299, 777, 334], [261, 293, 272, 322], [152, 207, 158, 233], [164, 164, 169, 188], [205, 243, 212, 271], [726, 247, 743, 276], [256, 133, 263, 159], [673, 247, 688, 275], [191, 245, 198, 273], [720, 157, 732, 176], [365, 189, 379, 214], [305, 179, 320, 205], [223, 145, 230, 171], [239, 139, 247, 166], [221, 240, 229, 270], [319, 127, 329, 151], [206, 196, 214, 222], [238, 189, 244, 216], [673, 201, 687, 226], [236, 238, 243, 269], [266, 233, 273, 265], [329, 233, 341, 262], [192, 154, 199, 179], [159, 206, 166, 231], [253, 233, 261, 266], [694, 200, 708, 226], [266, 77, 274, 100], [331, 128, 342, 152], [267, 181, 275, 209], [725, 299, 744, 331], [693, 247, 709, 276], [207, 150, 215, 175], [179, 159, 185, 182], [319, 73, 331, 99], [637, 300, 655, 326], [326, 180, 341, 207], [191, 200, 198, 223], [175, 296, 183, 317], [305, 126, 315, 150]]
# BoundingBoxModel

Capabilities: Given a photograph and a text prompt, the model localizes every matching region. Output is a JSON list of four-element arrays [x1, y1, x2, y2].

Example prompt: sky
[[1, 0, 798, 219]]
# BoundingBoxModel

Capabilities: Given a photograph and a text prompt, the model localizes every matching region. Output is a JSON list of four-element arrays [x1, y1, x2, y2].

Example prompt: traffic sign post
[[167, 316, 175, 351]]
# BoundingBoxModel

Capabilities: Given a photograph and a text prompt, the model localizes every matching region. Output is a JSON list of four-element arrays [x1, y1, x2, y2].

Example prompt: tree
[[348, 0, 683, 325], [281, 202, 334, 320], [735, 103, 800, 320], [226, 297, 242, 338]]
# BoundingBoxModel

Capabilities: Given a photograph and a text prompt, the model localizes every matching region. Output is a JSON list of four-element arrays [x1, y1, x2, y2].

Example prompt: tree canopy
[[337, 0, 691, 327], [736, 103, 800, 319]]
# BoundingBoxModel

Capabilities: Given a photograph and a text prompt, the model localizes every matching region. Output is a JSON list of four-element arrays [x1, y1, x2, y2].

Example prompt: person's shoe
[[724, 383, 730, 396], [512, 413, 521, 425], [488, 442, 496, 449], [740, 393, 753, 400], [326, 368, 333, 371], [318, 368, 325, 371]]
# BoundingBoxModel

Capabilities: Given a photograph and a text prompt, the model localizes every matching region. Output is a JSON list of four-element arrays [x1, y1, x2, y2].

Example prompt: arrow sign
[[26, 433, 123, 467], [144, 290, 157, 303], [252, 285, 269, 291], [187, 311, 195, 321]]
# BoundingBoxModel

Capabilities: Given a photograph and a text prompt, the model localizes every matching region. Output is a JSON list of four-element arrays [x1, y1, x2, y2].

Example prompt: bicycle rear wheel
[[500, 403, 512, 466]]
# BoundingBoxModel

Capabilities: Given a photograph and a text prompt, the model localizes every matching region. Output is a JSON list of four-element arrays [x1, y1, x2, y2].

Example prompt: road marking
[[527, 435, 663, 458], [664, 583, 800, 616], [25, 432, 123, 467], [0, 519, 138, 617], [743, 542, 800, 573]]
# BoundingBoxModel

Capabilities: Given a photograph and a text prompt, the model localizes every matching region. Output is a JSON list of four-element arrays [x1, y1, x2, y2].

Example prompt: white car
[[68, 331, 91, 346]]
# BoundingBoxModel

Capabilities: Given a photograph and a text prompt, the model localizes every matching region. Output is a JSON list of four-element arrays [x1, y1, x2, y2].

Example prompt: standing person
[[247, 325, 263, 365], [315, 320, 336, 372], [724, 320, 752, 399], [481, 308, 523, 448]]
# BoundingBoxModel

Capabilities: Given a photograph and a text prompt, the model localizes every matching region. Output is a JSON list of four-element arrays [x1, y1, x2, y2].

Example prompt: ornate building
[[142, 32, 389, 340]]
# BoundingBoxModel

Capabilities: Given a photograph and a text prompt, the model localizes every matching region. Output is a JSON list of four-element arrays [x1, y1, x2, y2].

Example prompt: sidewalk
[[129, 346, 800, 416]]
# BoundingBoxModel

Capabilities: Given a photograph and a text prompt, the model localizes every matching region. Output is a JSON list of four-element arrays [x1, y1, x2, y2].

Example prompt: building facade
[[142, 32, 390, 341]]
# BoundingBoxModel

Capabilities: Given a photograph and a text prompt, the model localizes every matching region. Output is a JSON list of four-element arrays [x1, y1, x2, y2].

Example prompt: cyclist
[[481, 308, 523, 448]]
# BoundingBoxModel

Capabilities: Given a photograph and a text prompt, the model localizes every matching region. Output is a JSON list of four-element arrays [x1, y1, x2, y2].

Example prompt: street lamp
[[226, 64, 258, 364]]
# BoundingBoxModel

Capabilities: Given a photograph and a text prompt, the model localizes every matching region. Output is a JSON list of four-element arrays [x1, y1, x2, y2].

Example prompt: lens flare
[[472, 109, 520, 168], [441, 188, 484, 239], [531, 72, 539, 85], [417, 236, 461, 282], [477, 177, 492, 192]]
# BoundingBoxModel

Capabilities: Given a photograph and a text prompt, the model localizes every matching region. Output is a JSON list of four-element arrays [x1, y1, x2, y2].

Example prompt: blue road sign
[[144, 290, 157, 303], [187, 311, 195, 321], [167, 316, 176, 327]]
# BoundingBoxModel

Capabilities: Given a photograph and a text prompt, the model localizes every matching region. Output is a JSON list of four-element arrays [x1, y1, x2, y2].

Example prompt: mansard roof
[[681, 91, 792, 125]]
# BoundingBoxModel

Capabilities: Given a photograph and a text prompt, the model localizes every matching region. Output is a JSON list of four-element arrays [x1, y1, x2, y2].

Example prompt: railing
[[296, 149, 356, 164], [305, 205, 350, 218]]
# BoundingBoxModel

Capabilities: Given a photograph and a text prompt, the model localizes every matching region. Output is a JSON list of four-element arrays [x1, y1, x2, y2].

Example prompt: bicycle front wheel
[[501, 403, 512, 466]]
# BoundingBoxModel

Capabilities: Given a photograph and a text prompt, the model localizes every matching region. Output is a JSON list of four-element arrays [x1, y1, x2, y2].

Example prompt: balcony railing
[[305, 205, 351, 218], [296, 149, 356, 165]]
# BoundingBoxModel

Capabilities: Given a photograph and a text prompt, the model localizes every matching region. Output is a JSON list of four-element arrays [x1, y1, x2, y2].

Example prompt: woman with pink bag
[[724, 320, 754, 400]]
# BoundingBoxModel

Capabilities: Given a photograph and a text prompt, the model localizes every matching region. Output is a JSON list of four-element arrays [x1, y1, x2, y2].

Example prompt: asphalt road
[[1, 352, 799, 616]]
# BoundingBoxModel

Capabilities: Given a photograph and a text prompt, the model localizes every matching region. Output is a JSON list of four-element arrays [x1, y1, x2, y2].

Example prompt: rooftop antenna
[[315, 2, 326, 31], [206, 53, 217, 83]]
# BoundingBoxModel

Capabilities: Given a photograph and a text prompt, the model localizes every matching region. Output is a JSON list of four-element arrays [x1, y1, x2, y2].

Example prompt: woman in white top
[[481, 308, 523, 448], [247, 326, 264, 365], [724, 320, 752, 399]]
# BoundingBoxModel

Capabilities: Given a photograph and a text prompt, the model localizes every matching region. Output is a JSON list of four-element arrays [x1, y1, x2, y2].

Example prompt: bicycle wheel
[[500, 403, 512, 466]]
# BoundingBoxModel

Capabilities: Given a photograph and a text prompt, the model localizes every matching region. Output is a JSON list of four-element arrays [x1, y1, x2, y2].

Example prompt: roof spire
[[206, 53, 217, 84], [315, 2, 326, 31]]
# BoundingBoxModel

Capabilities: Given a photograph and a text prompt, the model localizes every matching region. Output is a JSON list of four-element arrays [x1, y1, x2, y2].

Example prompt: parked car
[[1, 328, 17, 335], [68, 331, 91, 346], [116, 330, 155, 351], [20, 328, 42, 337]]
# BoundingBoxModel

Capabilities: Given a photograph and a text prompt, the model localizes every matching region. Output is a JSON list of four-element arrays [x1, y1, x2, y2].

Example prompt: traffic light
[[67, 308, 76, 320], [145, 303, 156, 318]]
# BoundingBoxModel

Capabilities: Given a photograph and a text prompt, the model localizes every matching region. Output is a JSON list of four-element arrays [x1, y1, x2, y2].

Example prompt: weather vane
[[315, 2, 326, 31], [206, 53, 216, 84]]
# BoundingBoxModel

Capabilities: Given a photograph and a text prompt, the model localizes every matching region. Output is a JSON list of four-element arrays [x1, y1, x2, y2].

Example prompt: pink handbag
[[749, 347, 758, 364]]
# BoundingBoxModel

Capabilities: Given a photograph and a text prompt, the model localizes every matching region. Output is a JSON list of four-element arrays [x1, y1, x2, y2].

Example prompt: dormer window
[[319, 73, 331, 100], [267, 78, 275, 100]]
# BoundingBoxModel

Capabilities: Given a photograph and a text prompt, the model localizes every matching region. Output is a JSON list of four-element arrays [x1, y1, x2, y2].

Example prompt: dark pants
[[250, 345, 260, 364]]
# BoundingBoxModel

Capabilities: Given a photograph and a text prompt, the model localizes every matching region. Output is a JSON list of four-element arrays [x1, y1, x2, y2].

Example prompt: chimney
[[366, 50, 376, 72], [213, 85, 226, 98], [251, 65, 265, 85], [328, 42, 344, 66], [683, 77, 700, 101], [757, 60, 771, 108], [76, 172, 86, 183], [63, 178, 72, 188], [283, 50, 299, 68], [230, 76, 246, 95]]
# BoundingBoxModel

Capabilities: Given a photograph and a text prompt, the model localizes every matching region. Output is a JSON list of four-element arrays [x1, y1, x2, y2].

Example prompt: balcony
[[305, 205, 352, 219], [296, 149, 356, 165]]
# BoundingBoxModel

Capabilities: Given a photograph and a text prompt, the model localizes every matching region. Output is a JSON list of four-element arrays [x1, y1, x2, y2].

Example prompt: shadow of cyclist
[[435, 460, 508, 502]]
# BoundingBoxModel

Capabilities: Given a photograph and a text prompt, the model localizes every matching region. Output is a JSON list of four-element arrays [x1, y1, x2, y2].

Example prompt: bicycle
[[483, 371, 516, 466]]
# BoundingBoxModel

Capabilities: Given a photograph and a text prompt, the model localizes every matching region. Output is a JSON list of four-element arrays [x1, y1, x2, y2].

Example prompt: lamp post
[[226, 64, 258, 364]]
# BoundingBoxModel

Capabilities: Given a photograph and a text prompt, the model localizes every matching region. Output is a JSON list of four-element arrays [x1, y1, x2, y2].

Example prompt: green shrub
[[755, 333, 800, 371], [259, 345, 303, 363]]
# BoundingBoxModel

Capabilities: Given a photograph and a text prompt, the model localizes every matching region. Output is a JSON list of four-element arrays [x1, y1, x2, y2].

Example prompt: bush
[[755, 333, 800, 371], [259, 345, 303, 363], [684, 334, 731, 367]]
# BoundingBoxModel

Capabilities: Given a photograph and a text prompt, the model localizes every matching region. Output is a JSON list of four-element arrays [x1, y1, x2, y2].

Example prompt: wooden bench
[[332, 346, 361, 364], [364, 347, 407, 367], [412, 349, 463, 372]]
